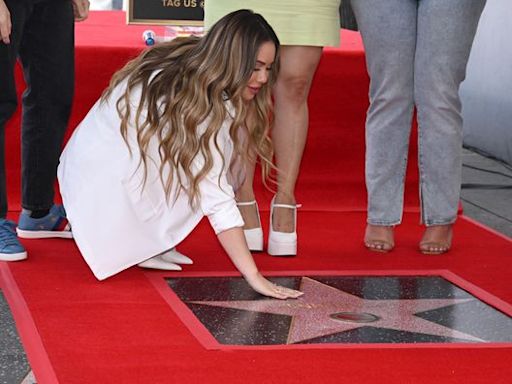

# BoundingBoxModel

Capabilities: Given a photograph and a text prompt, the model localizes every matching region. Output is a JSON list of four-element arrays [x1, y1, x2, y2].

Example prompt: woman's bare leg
[[235, 158, 260, 229], [272, 45, 323, 232]]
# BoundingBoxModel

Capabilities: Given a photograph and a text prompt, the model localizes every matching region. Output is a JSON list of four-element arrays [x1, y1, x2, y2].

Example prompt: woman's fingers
[[271, 283, 303, 299], [245, 272, 304, 299]]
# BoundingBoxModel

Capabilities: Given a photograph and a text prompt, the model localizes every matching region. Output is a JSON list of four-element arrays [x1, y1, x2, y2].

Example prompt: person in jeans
[[0, 0, 89, 261], [350, 0, 486, 254]]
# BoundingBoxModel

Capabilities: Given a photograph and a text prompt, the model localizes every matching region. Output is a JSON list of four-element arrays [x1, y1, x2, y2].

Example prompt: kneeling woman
[[58, 10, 302, 300]]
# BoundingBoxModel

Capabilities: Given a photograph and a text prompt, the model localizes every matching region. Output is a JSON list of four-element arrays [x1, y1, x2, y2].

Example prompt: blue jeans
[[0, 0, 74, 218], [350, 0, 486, 226]]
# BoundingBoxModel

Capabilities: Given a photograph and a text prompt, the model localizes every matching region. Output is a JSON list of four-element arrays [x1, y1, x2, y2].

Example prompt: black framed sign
[[128, 0, 204, 25]]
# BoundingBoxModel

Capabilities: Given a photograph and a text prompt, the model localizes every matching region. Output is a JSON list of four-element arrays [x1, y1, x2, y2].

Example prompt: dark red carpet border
[[0, 264, 58, 384]]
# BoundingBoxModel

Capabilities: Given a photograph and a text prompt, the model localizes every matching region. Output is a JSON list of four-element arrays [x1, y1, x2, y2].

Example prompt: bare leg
[[272, 46, 323, 232], [235, 46, 322, 233], [235, 157, 260, 229]]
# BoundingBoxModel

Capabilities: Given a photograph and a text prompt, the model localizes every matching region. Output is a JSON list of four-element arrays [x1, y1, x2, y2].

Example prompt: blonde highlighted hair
[[102, 10, 280, 207]]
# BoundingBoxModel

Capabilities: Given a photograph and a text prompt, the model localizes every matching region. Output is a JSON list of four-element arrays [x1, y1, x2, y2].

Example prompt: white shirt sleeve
[[195, 128, 244, 234]]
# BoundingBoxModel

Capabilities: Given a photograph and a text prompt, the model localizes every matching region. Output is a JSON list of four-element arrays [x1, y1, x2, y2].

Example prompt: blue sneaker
[[17, 205, 72, 239], [0, 219, 27, 261]]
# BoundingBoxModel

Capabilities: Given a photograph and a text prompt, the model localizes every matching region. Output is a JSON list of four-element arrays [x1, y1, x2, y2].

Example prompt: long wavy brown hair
[[102, 10, 280, 207]]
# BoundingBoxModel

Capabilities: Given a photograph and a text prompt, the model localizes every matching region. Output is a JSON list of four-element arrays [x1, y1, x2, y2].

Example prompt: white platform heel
[[268, 197, 301, 256], [236, 200, 264, 252]]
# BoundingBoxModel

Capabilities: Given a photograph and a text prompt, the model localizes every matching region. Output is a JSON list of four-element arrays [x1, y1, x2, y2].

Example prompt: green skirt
[[204, 0, 341, 47]]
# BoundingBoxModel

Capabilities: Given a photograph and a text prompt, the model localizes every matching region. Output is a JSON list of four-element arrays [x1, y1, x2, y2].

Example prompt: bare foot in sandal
[[364, 224, 394, 253], [419, 225, 453, 255]]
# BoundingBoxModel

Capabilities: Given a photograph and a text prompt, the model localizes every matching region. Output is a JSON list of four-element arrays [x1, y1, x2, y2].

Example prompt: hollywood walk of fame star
[[190, 277, 484, 344]]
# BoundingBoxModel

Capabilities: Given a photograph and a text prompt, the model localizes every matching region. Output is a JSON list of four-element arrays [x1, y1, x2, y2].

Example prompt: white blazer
[[58, 82, 244, 280]]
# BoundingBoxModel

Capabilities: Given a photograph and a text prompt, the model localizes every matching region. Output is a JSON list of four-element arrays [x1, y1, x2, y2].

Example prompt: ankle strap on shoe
[[272, 203, 302, 209], [236, 200, 257, 207]]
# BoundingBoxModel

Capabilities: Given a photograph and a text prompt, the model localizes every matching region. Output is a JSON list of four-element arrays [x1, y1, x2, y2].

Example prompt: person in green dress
[[205, 1, 341, 256]]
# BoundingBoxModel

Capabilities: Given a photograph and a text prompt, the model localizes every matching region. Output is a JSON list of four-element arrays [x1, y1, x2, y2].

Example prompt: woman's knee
[[274, 74, 312, 105], [414, 73, 462, 116]]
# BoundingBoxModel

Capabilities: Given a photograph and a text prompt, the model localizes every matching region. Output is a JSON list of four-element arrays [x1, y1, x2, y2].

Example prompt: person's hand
[[244, 271, 304, 300], [72, 0, 90, 22], [0, 0, 11, 44], [216, 227, 302, 299]]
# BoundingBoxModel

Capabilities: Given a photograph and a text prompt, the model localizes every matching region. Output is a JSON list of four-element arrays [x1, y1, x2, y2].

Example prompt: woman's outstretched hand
[[216, 227, 303, 299], [244, 272, 303, 300]]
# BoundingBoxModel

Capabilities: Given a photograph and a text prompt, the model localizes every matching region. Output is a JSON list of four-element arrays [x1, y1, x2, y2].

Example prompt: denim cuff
[[423, 217, 457, 227], [366, 218, 401, 226]]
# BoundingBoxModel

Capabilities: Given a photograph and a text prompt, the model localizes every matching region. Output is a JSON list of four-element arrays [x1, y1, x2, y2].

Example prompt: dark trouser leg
[[19, 0, 74, 211], [0, 0, 29, 218]]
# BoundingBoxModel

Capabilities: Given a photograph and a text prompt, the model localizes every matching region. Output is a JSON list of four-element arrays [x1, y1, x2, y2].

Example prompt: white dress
[[58, 81, 244, 280]]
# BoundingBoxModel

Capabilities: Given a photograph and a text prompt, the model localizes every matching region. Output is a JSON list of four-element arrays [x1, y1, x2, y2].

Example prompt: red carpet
[[2, 12, 511, 383]]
